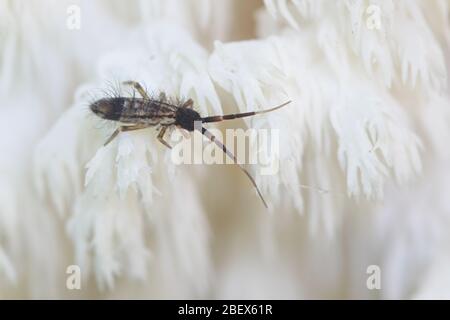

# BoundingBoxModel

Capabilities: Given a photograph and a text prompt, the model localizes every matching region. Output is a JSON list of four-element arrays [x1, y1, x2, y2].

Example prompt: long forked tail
[[201, 100, 292, 123], [199, 127, 268, 208]]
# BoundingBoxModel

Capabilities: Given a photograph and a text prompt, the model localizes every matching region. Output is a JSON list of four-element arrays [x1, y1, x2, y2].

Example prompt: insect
[[90, 81, 291, 208]]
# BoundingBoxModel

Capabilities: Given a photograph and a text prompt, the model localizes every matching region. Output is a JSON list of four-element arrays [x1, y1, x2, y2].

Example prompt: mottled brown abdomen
[[90, 97, 178, 126]]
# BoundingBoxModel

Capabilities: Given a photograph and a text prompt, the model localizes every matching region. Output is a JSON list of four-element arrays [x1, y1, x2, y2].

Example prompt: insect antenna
[[199, 127, 268, 208], [201, 100, 292, 123]]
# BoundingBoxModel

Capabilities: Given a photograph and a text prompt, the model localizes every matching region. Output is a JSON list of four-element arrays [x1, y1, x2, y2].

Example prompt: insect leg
[[201, 100, 291, 123], [157, 126, 172, 149], [182, 99, 194, 109], [198, 127, 268, 208], [123, 81, 150, 100], [104, 129, 120, 146], [103, 124, 149, 146]]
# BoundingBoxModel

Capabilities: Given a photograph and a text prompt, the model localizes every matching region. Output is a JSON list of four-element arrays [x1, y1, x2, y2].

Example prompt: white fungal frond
[[1, 0, 449, 298], [264, 0, 448, 92], [0, 182, 17, 285], [208, 32, 424, 212], [34, 22, 217, 289]]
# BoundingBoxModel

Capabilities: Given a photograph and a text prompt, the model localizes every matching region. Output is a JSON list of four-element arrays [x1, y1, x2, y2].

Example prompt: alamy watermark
[[66, 5, 81, 30], [66, 265, 81, 290], [366, 265, 381, 290], [169, 121, 280, 176], [366, 5, 382, 30]]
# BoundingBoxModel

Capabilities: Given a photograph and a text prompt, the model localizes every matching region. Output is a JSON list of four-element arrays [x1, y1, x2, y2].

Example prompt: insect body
[[90, 81, 291, 208]]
